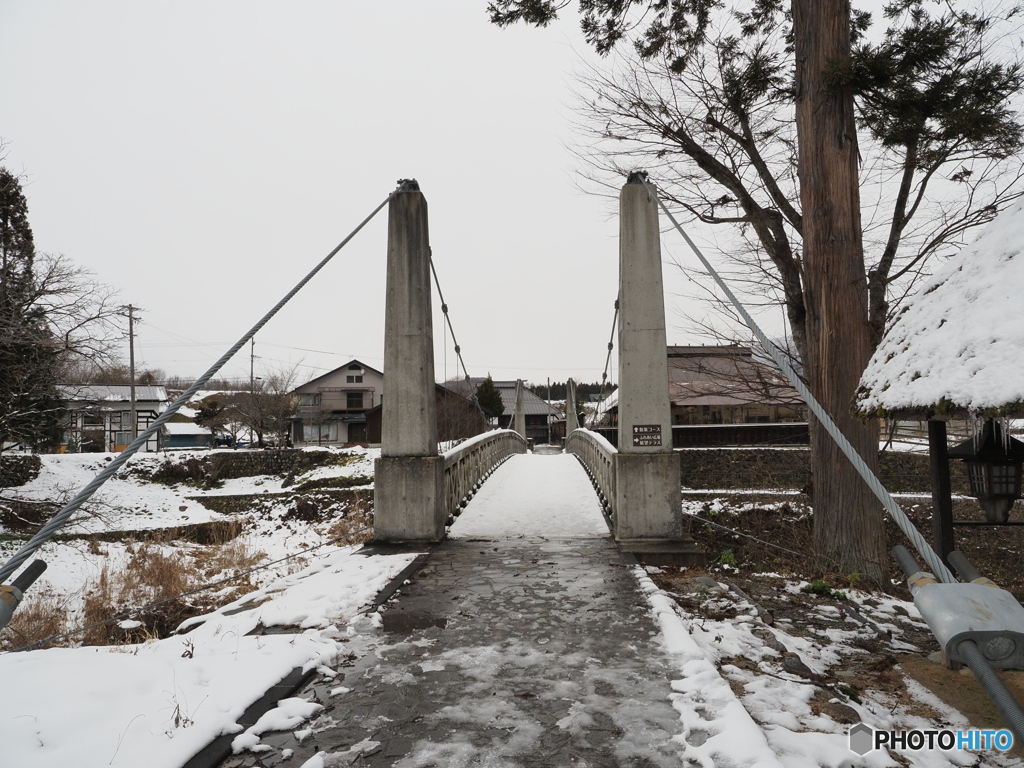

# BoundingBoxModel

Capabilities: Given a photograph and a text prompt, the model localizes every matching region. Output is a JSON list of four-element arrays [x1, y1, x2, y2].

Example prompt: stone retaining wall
[[208, 449, 350, 481], [192, 487, 373, 517], [147, 449, 355, 487], [679, 448, 970, 494]]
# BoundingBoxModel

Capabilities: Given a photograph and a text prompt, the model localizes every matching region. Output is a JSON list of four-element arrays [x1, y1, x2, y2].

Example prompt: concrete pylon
[[513, 379, 527, 439], [615, 172, 696, 564], [373, 180, 445, 543], [565, 379, 579, 434]]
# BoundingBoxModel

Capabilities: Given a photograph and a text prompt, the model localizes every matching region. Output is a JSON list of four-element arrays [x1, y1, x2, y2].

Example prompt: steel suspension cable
[[428, 252, 471, 384], [601, 298, 619, 390], [640, 176, 956, 584], [0, 187, 399, 584]]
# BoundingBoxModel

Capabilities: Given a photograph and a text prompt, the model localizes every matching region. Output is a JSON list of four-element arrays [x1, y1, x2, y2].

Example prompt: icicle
[[998, 415, 1011, 452], [970, 410, 983, 451]]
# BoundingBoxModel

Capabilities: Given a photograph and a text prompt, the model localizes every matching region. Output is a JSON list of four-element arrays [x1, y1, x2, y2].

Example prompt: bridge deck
[[225, 452, 693, 767]]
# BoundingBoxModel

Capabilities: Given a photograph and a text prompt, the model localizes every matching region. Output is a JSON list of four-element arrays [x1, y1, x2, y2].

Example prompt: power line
[[259, 341, 379, 359]]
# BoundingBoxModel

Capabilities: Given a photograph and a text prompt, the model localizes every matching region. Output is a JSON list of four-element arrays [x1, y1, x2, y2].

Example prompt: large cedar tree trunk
[[793, 0, 888, 583]]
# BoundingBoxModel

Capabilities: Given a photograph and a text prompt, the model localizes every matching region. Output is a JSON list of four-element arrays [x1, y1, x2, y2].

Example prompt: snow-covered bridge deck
[[217, 452, 776, 767]]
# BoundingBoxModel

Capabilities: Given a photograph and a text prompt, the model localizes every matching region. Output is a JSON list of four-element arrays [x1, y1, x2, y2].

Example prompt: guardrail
[[443, 429, 528, 522], [565, 428, 617, 521]]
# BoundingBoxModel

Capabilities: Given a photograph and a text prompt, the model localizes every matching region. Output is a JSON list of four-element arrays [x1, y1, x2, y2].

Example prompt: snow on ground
[[12, 452, 222, 533], [450, 457, 1013, 767], [0, 446, 403, 767], [0, 447, 381, 621], [448, 455, 969, 767], [0, 544, 416, 768], [0, 442, 405, 767], [633, 556, 1010, 767], [6, 446, 376, 536]]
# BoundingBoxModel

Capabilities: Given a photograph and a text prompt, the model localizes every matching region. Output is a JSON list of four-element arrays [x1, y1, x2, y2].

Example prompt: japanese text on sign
[[632, 424, 663, 447]]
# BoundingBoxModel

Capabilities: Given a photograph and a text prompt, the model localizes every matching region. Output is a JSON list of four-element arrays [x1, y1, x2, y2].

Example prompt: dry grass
[[326, 496, 374, 546], [193, 536, 266, 579], [0, 590, 70, 651], [4, 492, 376, 650], [78, 532, 272, 646], [82, 542, 195, 645]]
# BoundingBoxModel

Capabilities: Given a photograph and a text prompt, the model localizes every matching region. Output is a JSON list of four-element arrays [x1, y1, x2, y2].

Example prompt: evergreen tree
[[475, 375, 505, 418], [0, 168, 64, 453]]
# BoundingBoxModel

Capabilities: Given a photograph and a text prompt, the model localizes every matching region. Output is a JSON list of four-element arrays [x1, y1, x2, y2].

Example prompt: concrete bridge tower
[[565, 379, 579, 435], [614, 172, 693, 562], [373, 180, 445, 542], [513, 379, 527, 439]]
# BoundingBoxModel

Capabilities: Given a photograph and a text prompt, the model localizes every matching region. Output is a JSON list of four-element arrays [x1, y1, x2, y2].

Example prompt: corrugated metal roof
[[589, 346, 803, 421], [162, 422, 211, 435], [668, 344, 752, 358], [58, 385, 168, 403]]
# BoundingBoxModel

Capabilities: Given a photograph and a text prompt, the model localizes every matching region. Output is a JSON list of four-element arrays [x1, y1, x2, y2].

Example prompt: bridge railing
[[443, 429, 528, 523], [565, 428, 617, 521]]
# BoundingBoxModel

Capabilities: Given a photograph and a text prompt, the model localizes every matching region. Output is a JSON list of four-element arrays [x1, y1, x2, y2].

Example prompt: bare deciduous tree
[[572, 4, 1024, 364], [237, 365, 301, 448]]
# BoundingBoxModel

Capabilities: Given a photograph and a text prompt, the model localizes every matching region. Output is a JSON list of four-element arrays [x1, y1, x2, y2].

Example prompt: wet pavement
[[218, 455, 691, 768]]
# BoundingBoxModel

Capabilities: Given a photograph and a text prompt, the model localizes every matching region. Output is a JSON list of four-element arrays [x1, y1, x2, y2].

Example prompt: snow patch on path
[[449, 453, 609, 539]]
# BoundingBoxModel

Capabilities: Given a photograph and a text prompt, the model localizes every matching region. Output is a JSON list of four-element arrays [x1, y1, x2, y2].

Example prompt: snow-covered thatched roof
[[858, 199, 1024, 417]]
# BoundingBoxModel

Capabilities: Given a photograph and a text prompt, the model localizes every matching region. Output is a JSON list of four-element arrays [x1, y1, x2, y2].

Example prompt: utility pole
[[547, 376, 551, 444], [125, 305, 138, 444], [249, 338, 256, 446]]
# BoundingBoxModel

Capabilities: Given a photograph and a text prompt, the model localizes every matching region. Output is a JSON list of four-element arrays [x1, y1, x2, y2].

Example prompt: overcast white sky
[[31, 1, 971, 396], [3, 1, 747, 389]]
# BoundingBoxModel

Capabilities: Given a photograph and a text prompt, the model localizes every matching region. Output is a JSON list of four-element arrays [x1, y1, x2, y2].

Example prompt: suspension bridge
[[4, 174, 1024, 766]]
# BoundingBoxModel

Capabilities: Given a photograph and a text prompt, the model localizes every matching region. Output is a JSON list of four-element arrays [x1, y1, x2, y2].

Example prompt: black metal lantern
[[948, 419, 1024, 523]]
